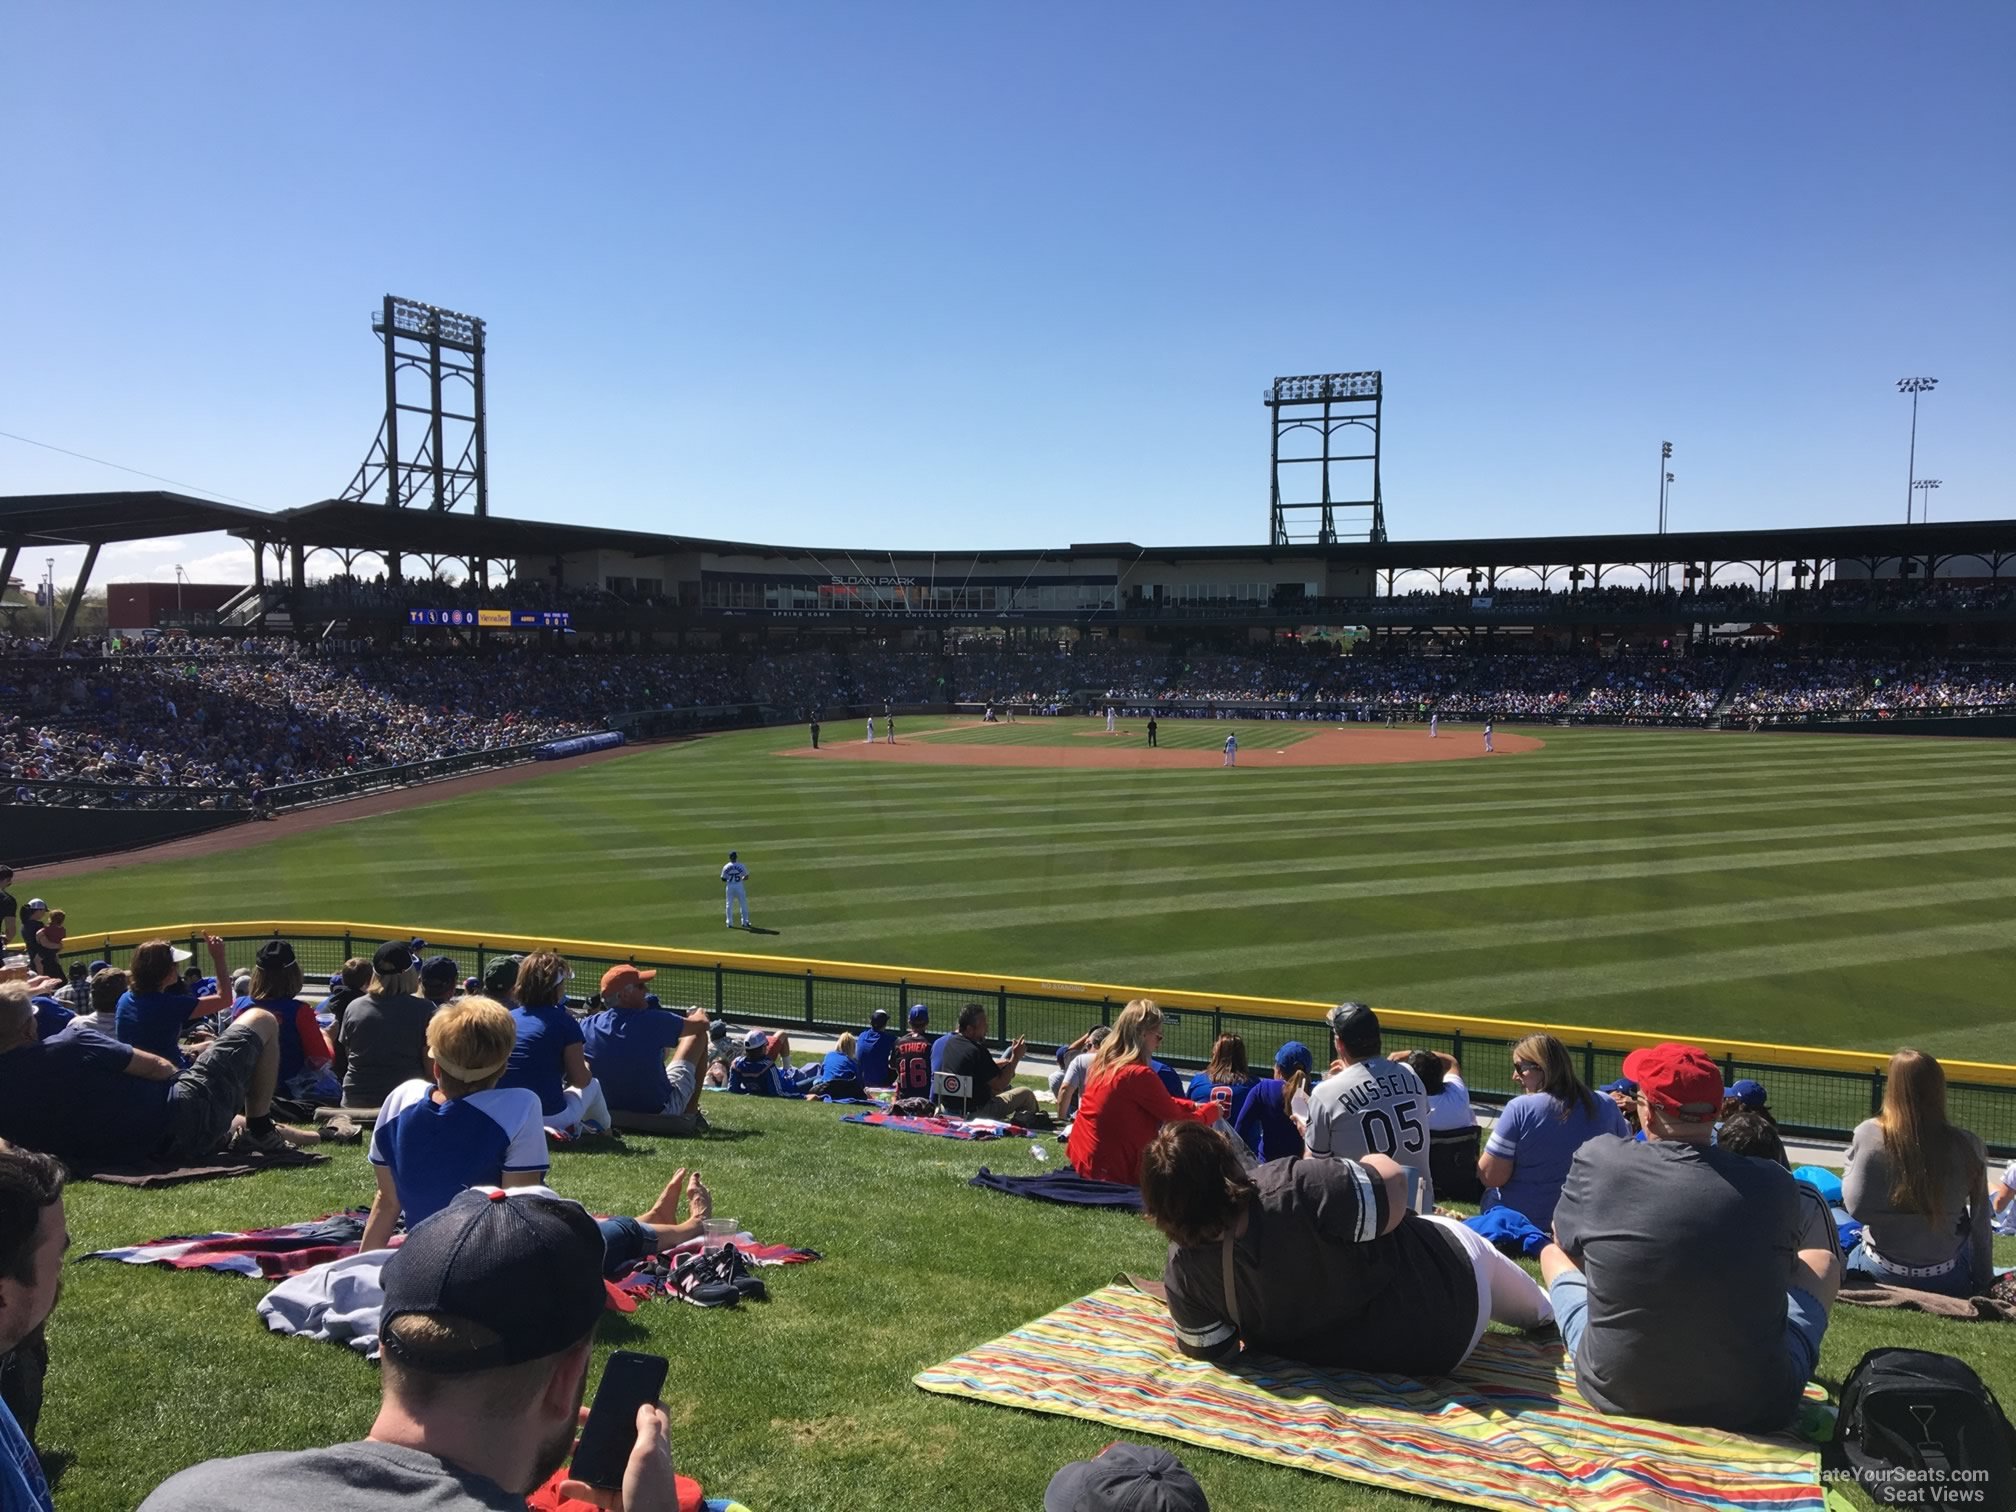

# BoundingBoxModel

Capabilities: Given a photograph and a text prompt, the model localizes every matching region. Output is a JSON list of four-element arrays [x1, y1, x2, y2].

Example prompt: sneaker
[[226, 1122, 294, 1156], [318, 1114, 363, 1145], [670, 1250, 741, 1308], [718, 1244, 768, 1302]]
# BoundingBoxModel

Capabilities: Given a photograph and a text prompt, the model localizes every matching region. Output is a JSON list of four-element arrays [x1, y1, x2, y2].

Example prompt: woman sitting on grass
[[1066, 1000, 1219, 1185], [1410, 1049, 1482, 1204], [1842, 1049, 1993, 1298], [1186, 1033, 1258, 1123], [494, 950, 611, 1135], [1231, 1040, 1314, 1163], [1476, 1033, 1628, 1230]]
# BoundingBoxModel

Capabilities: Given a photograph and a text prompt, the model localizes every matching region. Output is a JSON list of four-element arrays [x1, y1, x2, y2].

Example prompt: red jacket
[[1066, 1062, 1220, 1184]]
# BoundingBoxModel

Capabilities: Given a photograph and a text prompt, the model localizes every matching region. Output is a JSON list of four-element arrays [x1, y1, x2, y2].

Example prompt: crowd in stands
[[1725, 655, 2016, 720], [0, 902, 2010, 1510]]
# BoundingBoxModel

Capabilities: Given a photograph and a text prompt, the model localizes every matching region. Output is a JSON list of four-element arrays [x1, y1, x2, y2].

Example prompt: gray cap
[[1045, 1444, 1208, 1512], [1326, 1000, 1378, 1040]]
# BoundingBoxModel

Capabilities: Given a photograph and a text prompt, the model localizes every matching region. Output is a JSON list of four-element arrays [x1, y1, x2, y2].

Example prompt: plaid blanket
[[85, 1210, 370, 1280], [841, 1109, 1010, 1140], [917, 1285, 1824, 1512]]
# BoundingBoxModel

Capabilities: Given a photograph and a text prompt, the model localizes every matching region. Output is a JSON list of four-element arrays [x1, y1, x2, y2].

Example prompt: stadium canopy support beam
[[0, 544, 18, 603], [1266, 370, 1385, 547], [52, 542, 99, 651]]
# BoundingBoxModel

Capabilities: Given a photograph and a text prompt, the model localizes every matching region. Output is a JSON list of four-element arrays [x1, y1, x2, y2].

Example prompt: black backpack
[[1825, 1348, 2015, 1510]]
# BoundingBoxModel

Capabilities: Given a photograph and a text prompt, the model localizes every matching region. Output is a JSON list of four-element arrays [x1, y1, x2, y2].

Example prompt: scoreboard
[[406, 608, 571, 630]]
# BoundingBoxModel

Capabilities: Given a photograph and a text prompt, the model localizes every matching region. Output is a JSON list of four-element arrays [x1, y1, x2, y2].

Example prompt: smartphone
[[569, 1351, 670, 1491]]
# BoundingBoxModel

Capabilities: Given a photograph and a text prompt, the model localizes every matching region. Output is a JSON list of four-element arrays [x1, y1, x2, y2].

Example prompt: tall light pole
[[1912, 478, 1941, 524], [174, 563, 187, 615], [44, 558, 54, 643], [1657, 442, 1673, 590], [1897, 376, 1937, 522]]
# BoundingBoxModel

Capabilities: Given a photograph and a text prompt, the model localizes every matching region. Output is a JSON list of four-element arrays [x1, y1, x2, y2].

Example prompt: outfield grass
[[49, 720, 2016, 1060], [44, 1097, 2016, 1511]]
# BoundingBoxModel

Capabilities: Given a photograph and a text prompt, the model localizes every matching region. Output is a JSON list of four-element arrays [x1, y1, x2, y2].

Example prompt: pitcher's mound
[[783, 727, 1542, 770]]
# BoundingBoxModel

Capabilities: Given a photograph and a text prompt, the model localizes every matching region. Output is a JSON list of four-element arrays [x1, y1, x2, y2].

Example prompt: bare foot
[[638, 1169, 688, 1227]]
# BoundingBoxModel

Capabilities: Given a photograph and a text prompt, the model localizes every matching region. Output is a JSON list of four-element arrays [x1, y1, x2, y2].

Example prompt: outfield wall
[[61, 921, 2016, 1155]]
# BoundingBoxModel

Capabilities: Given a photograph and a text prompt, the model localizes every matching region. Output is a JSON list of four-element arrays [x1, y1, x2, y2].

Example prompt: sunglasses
[[1512, 1061, 1542, 1074]]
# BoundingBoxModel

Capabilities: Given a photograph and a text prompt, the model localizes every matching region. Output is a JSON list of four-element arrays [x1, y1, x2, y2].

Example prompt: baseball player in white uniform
[[721, 850, 753, 928], [865, 716, 875, 744], [1222, 732, 1237, 767], [1105, 705, 1116, 733], [1483, 721, 1494, 754], [1429, 713, 1439, 739]]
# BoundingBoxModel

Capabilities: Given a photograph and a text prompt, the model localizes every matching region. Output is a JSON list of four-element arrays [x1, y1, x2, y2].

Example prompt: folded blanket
[[74, 1147, 329, 1188], [86, 1210, 369, 1278], [969, 1167, 1142, 1211], [842, 1109, 1010, 1140], [1838, 1283, 2016, 1322], [1465, 1207, 1547, 1259]]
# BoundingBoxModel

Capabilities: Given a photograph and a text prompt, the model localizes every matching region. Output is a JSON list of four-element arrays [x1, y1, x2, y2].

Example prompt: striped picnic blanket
[[841, 1109, 1009, 1140], [85, 1210, 370, 1279], [916, 1285, 1823, 1512]]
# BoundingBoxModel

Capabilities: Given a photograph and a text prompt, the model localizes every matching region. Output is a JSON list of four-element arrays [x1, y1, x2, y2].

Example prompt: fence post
[[1101, 997, 1112, 1028], [804, 971, 815, 1028], [1582, 1042, 1596, 1087], [998, 986, 1009, 1042], [897, 979, 908, 1027], [1869, 1072, 1885, 1119], [1212, 1006, 1223, 1045], [714, 962, 724, 1017], [343, 930, 353, 960], [1451, 1028, 1463, 1064]]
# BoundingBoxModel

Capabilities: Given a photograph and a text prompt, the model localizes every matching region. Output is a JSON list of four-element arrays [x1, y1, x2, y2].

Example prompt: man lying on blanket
[[142, 1188, 688, 1511], [1139, 1122, 1554, 1376], [0, 981, 309, 1167], [361, 995, 711, 1273]]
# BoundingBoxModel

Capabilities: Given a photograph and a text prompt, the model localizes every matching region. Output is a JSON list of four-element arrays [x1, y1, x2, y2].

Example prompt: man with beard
[[138, 1189, 678, 1511]]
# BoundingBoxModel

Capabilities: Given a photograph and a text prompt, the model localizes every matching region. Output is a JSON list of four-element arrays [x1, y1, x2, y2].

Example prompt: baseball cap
[[744, 1029, 773, 1054], [254, 939, 297, 971], [379, 1189, 607, 1375], [169, 946, 194, 965], [483, 955, 522, 993], [908, 1004, 930, 1025], [1597, 1077, 1638, 1096], [22, 899, 45, 914], [708, 1019, 728, 1040], [1326, 1001, 1377, 1040], [374, 939, 416, 975], [1275, 1040, 1314, 1076], [421, 955, 461, 985], [1045, 1443, 1209, 1512], [1724, 1078, 1769, 1109], [870, 1008, 889, 1027], [1621, 1043, 1724, 1117], [599, 963, 657, 995], [86, 959, 111, 975]]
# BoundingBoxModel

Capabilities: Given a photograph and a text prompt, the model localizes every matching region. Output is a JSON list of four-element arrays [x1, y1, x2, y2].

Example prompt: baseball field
[[50, 717, 2016, 1060]]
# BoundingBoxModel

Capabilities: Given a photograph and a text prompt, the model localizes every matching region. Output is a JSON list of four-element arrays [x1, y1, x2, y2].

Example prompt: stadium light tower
[[1913, 478, 1942, 524], [1266, 371, 1385, 546], [1656, 442, 1673, 590], [1896, 377, 1937, 524], [343, 296, 489, 515]]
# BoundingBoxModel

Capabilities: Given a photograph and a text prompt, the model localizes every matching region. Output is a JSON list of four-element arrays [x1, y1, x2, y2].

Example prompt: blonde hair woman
[[1476, 1033, 1628, 1230], [1842, 1049, 1993, 1297], [1066, 1000, 1221, 1185]]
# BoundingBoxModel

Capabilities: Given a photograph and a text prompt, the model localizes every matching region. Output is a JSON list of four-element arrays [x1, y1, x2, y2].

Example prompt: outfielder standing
[[1428, 713, 1438, 739], [722, 850, 753, 928], [1483, 721, 1495, 754], [1146, 714, 1158, 748], [1105, 704, 1117, 733], [1223, 732, 1238, 767], [865, 715, 875, 744], [885, 709, 896, 743]]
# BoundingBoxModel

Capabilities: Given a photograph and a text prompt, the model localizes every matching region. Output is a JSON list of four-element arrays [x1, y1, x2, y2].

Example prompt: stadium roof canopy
[[5, 491, 2016, 571]]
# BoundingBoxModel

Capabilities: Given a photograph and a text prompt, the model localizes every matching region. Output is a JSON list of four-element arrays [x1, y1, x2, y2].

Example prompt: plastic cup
[[702, 1217, 740, 1249]]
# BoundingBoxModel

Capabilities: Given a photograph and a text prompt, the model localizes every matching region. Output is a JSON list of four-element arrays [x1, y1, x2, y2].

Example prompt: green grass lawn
[[49, 720, 2016, 1061], [42, 1096, 2016, 1512]]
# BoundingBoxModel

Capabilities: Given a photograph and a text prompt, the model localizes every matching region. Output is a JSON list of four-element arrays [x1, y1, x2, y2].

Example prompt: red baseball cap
[[598, 964, 657, 994], [1621, 1043, 1723, 1116]]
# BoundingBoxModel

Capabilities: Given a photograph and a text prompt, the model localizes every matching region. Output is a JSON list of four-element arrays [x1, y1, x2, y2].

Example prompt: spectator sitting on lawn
[[495, 951, 611, 1136], [115, 936, 233, 1066], [418, 956, 462, 1008], [1992, 1160, 2016, 1237], [141, 1189, 686, 1511], [359, 995, 713, 1263], [1068, 1001, 1218, 1182], [482, 954, 521, 1008], [806, 1033, 866, 1101], [320, 957, 372, 1082], [0, 1145, 66, 1512], [0, 980, 307, 1163], [939, 1002, 1042, 1124], [1306, 1003, 1434, 1208], [1186, 1033, 1258, 1123], [1054, 1025, 1111, 1125], [581, 965, 709, 1121], [890, 1006, 935, 1103], [229, 940, 336, 1105], [1841, 1048, 1993, 1298], [1231, 1040, 1313, 1163], [1713, 1107, 1840, 1275], [1539, 1042, 1841, 1431], [1143, 1121, 1553, 1373], [1597, 1077, 1641, 1135], [704, 1019, 734, 1088], [727, 1030, 806, 1097], [1477, 1032, 1627, 1231], [853, 1008, 895, 1088], [1411, 1049, 1483, 1204], [78, 967, 125, 1035], [1722, 1078, 1774, 1126], [338, 941, 438, 1111]]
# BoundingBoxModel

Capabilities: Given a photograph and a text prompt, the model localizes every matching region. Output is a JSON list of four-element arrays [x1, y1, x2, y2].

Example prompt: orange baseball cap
[[599, 964, 657, 994]]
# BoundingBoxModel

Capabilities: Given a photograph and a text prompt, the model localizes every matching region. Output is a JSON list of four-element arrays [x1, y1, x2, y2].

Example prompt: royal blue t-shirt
[[369, 1079, 550, 1227], [854, 1026, 895, 1086], [582, 1005, 688, 1114], [0, 1028, 172, 1165], [1482, 1091, 1631, 1230], [1187, 1071, 1257, 1124], [930, 1035, 952, 1074], [115, 989, 201, 1067], [1232, 1078, 1306, 1164], [818, 1051, 861, 1083], [232, 995, 315, 1084], [31, 996, 73, 1041], [1151, 1059, 1186, 1098], [498, 1003, 586, 1116]]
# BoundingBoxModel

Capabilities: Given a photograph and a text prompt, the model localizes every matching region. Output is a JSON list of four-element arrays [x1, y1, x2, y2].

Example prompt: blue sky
[[2, 2, 2010, 585]]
